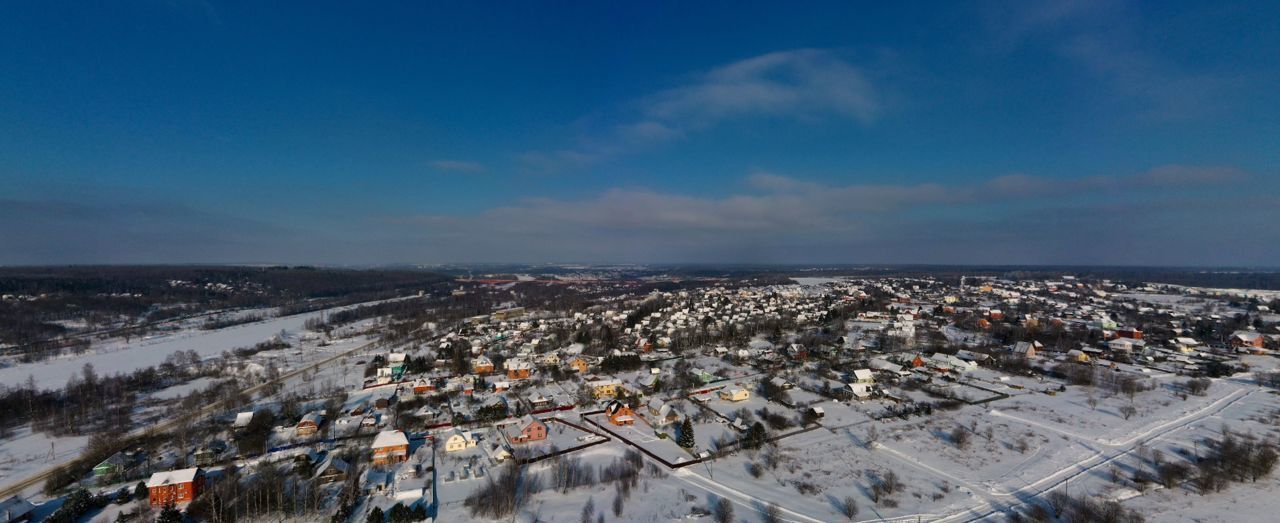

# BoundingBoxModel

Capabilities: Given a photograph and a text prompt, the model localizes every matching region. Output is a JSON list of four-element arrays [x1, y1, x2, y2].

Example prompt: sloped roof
[[371, 430, 409, 449], [146, 467, 201, 487]]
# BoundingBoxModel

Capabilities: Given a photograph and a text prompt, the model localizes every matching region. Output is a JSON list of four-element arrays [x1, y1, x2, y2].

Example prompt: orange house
[[605, 401, 636, 426], [371, 431, 410, 465], [1116, 329, 1144, 340], [147, 468, 204, 507], [412, 378, 435, 395], [472, 356, 495, 375], [567, 357, 590, 374], [506, 359, 534, 380]]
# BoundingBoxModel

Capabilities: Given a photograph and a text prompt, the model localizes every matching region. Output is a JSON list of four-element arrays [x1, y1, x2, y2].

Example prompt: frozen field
[[0, 298, 402, 388]]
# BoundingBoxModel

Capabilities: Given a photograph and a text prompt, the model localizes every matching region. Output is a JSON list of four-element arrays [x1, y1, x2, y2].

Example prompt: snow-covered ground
[[0, 427, 89, 489], [0, 298, 404, 389]]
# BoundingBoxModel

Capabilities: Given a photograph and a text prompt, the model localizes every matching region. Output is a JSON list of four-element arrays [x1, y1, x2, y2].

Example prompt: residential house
[[1012, 341, 1040, 359], [587, 378, 622, 399], [472, 355, 495, 375], [644, 398, 680, 427], [296, 412, 323, 437], [444, 429, 478, 452], [566, 357, 590, 374], [147, 468, 204, 507], [851, 369, 875, 384], [847, 383, 873, 400], [507, 416, 547, 444], [1232, 330, 1265, 349], [315, 456, 349, 484], [371, 430, 410, 465], [93, 451, 136, 480], [506, 360, 534, 380], [718, 388, 750, 402], [1065, 349, 1090, 363], [605, 401, 636, 426], [0, 495, 34, 523], [411, 377, 436, 395]]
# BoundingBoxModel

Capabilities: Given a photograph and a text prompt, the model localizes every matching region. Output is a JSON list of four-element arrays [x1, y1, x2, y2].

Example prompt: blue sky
[[2, 1, 1278, 266]]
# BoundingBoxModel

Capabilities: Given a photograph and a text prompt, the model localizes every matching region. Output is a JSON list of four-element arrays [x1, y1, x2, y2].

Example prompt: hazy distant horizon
[[3, 2, 1278, 266]]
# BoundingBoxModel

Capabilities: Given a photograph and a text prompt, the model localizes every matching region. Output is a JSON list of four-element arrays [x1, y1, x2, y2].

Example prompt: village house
[[587, 378, 622, 399], [472, 355, 494, 375], [507, 415, 548, 444], [296, 412, 323, 437], [0, 495, 35, 523], [147, 467, 205, 507], [93, 451, 138, 480], [371, 430, 410, 465], [567, 357, 590, 374], [719, 387, 750, 402], [411, 377, 435, 395], [506, 360, 534, 380], [644, 398, 680, 427], [605, 401, 636, 426], [1231, 330, 1265, 349], [851, 368, 875, 384], [315, 455, 349, 483], [444, 429, 478, 452], [1012, 341, 1040, 359]]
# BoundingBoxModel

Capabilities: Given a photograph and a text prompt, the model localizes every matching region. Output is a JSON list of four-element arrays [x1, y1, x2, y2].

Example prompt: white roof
[[852, 369, 874, 380], [147, 467, 201, 487], [371, 430, 409, 449], [233, 412, 254, 427]]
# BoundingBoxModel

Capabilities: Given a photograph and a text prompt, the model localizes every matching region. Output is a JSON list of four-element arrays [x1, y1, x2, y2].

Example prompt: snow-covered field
[[0, 298, 402, 388]]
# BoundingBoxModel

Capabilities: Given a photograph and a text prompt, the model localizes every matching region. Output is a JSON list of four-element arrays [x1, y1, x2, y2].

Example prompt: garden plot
[[502, 418, 603, 460], [989, 376, 1250, 446], [781, 386, 825, 407], [806, 399, 876, 428], [684, 427, 978, 522], [582, 413, 694, 464], [871, 406, 1095, 489], [698, 391, 802, 428]]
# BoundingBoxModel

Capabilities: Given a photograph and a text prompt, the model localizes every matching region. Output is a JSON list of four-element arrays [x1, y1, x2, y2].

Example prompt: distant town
[[1, 265, 1277, 522]]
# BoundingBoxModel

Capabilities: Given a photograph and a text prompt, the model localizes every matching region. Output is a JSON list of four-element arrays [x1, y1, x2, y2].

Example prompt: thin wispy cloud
[[428, 159, 487, 174], [388, 164, 1255, 263], [981, 1, 1240, 122], [521, 49, 884, 173]]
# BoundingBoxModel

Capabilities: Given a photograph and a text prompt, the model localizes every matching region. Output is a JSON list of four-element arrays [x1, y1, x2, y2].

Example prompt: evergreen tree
[[678, 418, 696, 448], [367, 506, 385, 523], [156, 504, 183, 523], [744, 421, 768, 450]]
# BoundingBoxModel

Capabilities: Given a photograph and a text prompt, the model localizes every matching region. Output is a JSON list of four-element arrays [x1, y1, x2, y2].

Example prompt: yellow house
[[718, 388, 750, 402], [443, 429, 477, 453], [587, 378, 621, 399], [1066, 349, 1090, 363]]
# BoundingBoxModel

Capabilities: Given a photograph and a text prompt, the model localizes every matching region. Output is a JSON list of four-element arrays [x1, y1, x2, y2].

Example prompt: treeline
[[0, 351, 232, 439], [0, 265, 450, 358]]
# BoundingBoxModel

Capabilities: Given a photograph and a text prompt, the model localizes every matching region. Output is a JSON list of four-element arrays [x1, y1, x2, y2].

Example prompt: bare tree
[[838, 495, 859, 520], [713, 497, 734, 523]]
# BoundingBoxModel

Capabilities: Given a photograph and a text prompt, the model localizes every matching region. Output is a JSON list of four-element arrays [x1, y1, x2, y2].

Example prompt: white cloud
[[521, 49, 883, 172], [643, 49, 881, 128]]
